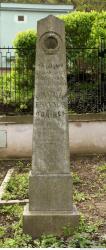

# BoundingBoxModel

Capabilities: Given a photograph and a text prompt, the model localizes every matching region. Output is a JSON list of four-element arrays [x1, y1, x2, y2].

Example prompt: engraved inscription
[[36, 101, 59, 108], [37, 63, 63, 70], [35, 110, 65, 119]]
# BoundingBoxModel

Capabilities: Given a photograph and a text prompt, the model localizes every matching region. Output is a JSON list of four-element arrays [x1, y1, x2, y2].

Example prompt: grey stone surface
[[23, 204, 79, 238], [0, 131, 7, 148], [23, 15, 79, 237], [32, 15, 70, 175], [29, 173, 73, 211]]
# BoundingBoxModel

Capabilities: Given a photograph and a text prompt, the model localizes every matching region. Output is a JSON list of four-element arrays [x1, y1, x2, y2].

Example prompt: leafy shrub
[[0, 71, 33, 114], [62, 11, 97, 47], [13, 30, 37, 89], [13, 29, 37, 65]]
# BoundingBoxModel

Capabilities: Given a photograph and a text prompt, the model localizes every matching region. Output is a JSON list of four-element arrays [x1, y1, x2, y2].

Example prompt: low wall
[[0, 114, 106, 158]]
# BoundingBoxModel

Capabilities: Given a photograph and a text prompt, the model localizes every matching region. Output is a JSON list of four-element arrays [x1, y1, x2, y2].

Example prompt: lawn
[[0, 156, 106, 247]]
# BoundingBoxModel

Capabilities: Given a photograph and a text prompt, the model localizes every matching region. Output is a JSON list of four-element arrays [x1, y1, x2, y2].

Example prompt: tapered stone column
[[23, 15, 79, 238]]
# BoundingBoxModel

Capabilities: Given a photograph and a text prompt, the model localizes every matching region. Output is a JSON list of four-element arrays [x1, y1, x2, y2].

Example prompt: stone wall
[[0, 114, 106, 159], [1, 1, 70, 3]]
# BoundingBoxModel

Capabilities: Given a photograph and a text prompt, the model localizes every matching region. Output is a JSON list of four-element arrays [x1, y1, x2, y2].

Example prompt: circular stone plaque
[[40, 32, 61, 54], [44, 36, 58, 50]]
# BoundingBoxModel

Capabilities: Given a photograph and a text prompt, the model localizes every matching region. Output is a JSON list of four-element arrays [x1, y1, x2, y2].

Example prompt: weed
[[56, 216, 104, 247], [0, 214, 33, 248], [0, 226, 6, 239], [0, 233, 32, 248], [2, 173, 28, 200], [0, 208, 105, 248], [0, 205, 23, 218], [63, 215, 101, 237], [73, 190, 90, 202], [78, 215, 102, 234], [100, 172, 106, 179], [97, 164, 106, 172], [72, 172, 81, 184], [34, 235, 65, 248], [26, 162, 31, 168], [63, 225, 74, 237], [16, 161, 24, 173], [103, 184, 106, 191], [16, 161, 31, 173], [67, 232, 95, 247], [100, 235, 106, 247], [91, 186, 105, 198]]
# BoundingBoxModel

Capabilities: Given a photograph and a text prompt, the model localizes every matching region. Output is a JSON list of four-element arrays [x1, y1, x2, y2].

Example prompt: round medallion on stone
[[40, 32, 61, 54]]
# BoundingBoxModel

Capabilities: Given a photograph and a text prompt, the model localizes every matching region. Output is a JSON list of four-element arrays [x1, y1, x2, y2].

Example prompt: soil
[[71, 155, 106, 235], [0, 161, 15, 186], [0, 156, 106, 241]]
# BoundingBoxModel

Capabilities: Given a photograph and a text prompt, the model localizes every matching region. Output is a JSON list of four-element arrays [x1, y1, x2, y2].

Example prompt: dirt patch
[[71, 155, 106, 234], [0, 161, 14, 185]]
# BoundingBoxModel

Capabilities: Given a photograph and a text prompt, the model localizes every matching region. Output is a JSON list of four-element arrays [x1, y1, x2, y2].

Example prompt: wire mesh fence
[[0, 40, 106, 115]]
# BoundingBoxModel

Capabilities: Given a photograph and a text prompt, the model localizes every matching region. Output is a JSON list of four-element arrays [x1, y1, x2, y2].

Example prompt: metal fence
[[0, 40, 106, 115], [67, 39, 106, 113], [0, 47, 35, 115]]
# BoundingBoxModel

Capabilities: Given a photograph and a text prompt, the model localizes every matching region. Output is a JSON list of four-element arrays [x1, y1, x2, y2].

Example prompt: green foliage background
[[0, 11, 106, 114], [14, 11, 106, 52]]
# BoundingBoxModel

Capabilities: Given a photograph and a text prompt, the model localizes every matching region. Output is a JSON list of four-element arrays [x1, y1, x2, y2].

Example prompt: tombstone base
[[23, 204, 79, 238]]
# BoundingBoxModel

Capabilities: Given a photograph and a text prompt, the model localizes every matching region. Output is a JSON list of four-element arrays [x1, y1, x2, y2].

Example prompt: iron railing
[[67, 40, 106, 113], [0, 47, 35, 115], [0, 40, 106, 115]]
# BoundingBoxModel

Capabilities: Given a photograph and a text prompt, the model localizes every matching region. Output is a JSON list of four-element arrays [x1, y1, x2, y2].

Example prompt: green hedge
[[61, 11, 106, 47], [13, 11, 106, 74], [14, 11, 106, 49]]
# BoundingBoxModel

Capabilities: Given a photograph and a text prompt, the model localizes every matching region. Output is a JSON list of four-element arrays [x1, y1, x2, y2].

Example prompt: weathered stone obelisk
[[23, 15, 79, 238]]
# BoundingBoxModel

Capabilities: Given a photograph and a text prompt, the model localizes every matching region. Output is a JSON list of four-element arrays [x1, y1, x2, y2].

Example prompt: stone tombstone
[[23, 15, 79, 238]]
